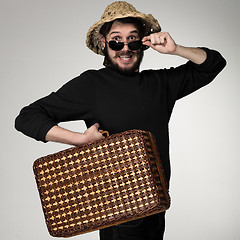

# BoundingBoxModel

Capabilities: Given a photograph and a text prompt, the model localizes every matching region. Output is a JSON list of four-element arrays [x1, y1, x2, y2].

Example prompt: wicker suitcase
[[33, 129, 170, 237]]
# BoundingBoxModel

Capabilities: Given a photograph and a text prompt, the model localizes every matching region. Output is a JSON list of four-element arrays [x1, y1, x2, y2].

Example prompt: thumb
[[92, 123, 100, 130], [142, 40, 152, 47], [142, 35, 150, 42]]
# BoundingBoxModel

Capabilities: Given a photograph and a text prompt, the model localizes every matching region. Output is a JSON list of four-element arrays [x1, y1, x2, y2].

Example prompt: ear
[[99, 34, 106, 48]]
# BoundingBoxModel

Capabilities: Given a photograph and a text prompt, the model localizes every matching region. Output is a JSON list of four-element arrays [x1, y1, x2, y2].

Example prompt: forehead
[[108, 21, 139, 36]]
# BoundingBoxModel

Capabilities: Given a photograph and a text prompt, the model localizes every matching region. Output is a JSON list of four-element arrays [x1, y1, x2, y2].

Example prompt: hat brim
[[86, 12, 161, 55]]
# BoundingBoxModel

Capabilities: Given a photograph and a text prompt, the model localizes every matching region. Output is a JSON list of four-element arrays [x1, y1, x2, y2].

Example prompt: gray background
[[1, 0, 239, 239]]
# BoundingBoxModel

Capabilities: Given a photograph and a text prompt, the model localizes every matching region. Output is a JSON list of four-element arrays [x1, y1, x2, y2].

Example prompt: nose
[[122, 42, 130, 51]]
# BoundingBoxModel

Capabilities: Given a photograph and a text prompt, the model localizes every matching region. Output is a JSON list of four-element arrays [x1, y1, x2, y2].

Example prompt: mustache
[[114, 51, 135, 57]]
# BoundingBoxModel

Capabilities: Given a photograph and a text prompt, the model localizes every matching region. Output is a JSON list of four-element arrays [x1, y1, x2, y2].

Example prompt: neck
[[106, 66, 140, 76]]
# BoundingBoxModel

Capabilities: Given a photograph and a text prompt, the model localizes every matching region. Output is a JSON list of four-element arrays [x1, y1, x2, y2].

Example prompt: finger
[[144, 34, 160, 46], [159, 36, 166, 45], [92, 122, 100, 129], [155, 33, 167, 45], [142, 35, 151, 42], [160, 32, 172, 42], [152, 35, 161, 45], [99, 129, 105, 134], [142, 40, 152, 46]]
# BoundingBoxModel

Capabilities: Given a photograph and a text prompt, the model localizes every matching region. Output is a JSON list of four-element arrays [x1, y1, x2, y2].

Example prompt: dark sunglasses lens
[[109, 41, 124, 51], [108, 40, 143, 51], [128, 40, 142, 50]]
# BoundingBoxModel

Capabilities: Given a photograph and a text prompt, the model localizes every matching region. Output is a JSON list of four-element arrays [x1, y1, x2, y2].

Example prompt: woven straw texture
[[86, 1, 161, 55], [33, 130, 170, 237]]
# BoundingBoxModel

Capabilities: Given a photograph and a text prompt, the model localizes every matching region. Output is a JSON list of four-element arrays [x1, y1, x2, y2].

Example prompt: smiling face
[[100, 20, 144, 73]]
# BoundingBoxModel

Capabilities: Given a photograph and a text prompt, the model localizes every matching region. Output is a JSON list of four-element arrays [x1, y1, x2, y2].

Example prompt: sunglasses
[[106, 40, 145, 51]]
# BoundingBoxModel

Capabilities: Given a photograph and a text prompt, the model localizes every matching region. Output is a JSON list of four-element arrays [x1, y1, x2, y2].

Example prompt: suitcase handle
[[99, 130, 110, 138]]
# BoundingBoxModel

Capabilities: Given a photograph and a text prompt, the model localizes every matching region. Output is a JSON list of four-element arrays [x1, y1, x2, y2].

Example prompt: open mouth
[[118, 55, 133, 63]]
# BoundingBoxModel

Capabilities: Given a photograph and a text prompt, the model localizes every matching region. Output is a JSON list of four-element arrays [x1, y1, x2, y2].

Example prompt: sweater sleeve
[[162, 48, 226, 114], [15, 70, 95, 142]]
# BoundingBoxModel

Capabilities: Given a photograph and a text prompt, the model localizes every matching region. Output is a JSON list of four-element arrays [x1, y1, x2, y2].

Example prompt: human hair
[[99, 17, 145, 39]]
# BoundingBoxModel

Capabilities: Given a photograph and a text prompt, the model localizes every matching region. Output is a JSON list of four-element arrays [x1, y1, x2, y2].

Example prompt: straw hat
[[86, 1, 161, 55]]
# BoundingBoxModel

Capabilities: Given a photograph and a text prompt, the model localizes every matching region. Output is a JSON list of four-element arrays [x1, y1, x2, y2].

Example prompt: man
[[15, 1, 226, 240]]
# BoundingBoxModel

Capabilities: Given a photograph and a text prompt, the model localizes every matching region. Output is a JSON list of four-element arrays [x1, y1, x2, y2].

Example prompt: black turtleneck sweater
[[15, 48, 226, 181]]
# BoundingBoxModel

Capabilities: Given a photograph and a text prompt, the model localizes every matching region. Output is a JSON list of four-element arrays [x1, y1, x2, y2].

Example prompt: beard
[[103, 47, 144, 75]]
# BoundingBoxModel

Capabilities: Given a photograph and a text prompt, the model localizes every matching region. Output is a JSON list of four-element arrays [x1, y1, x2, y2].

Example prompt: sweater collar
[[105, 66, 140, 78]]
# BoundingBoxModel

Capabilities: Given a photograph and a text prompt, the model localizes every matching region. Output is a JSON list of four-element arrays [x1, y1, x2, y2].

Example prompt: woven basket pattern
[[33, 130, 170, 237]]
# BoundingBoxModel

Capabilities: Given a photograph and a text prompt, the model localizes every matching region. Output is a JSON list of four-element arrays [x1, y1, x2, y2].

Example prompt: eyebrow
[[109, 30, 139, 36]]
